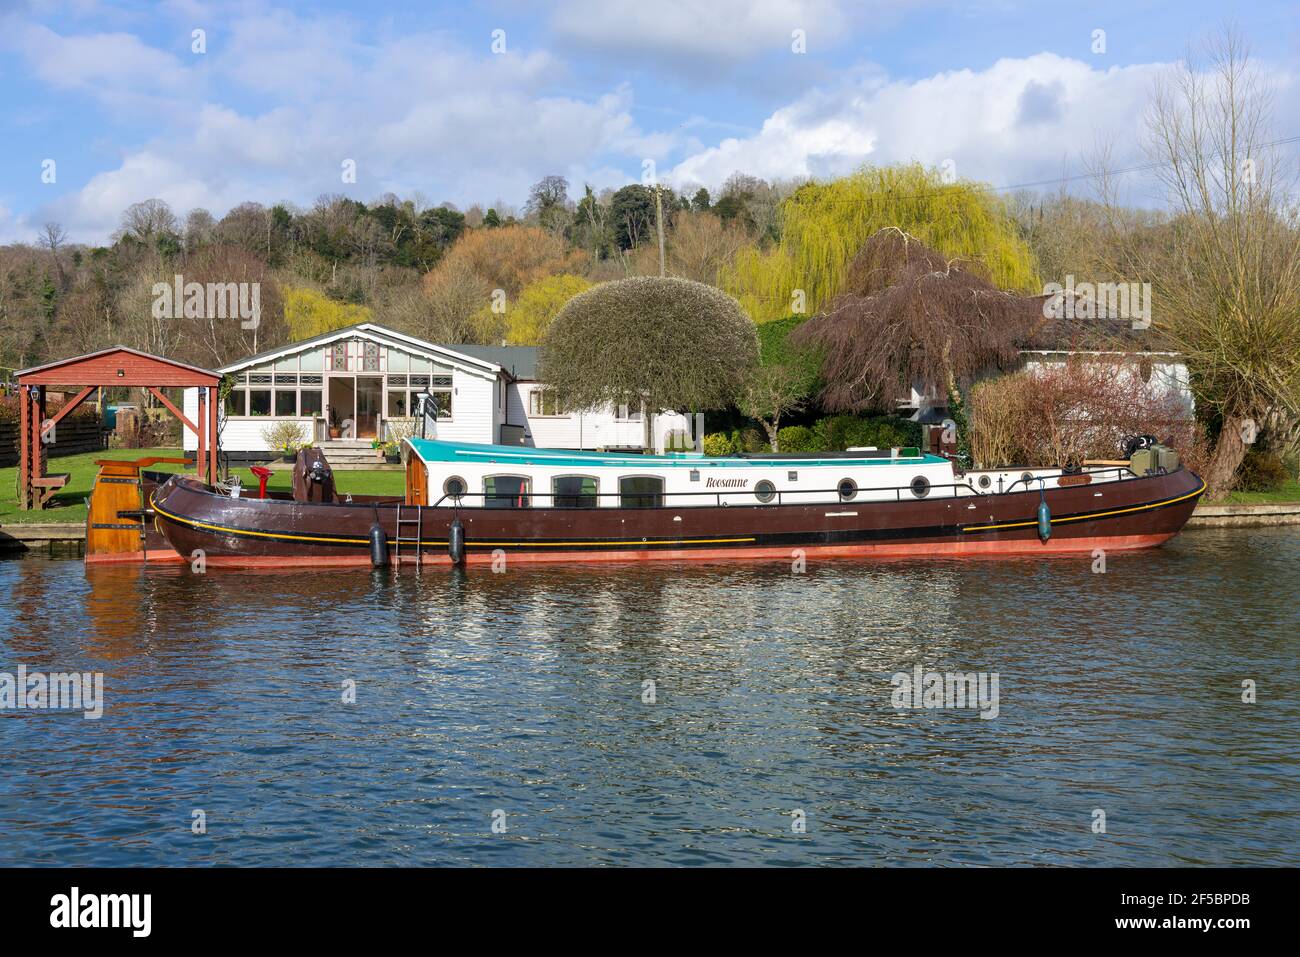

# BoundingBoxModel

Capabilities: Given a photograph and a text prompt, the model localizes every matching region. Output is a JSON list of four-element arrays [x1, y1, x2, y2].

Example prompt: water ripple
[[1, 527, 1297, 866]]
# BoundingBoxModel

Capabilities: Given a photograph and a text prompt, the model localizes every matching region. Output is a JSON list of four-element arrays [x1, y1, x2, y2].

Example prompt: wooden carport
[[14, 347, 221, 510]]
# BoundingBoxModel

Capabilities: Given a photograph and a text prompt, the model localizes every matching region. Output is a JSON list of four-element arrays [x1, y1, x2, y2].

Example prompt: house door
[[328, 376, 355, 438], [355, 376, 382, 439]]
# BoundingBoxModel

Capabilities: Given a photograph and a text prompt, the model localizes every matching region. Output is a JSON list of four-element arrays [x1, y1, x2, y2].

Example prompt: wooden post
[[207, 385, 219, 483], [197, 389, 206, 482], [17, 385, 31, 509], [33, 390, 46, 509]]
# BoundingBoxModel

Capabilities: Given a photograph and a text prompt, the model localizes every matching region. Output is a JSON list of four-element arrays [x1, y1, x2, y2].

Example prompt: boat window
[[838, 478, 857, 502], [443, 476, 467, 501], [552, 475, 598, 508], [754, 480, 776, 504], [977, 474, 992, 490], [619, 475, 663, 509], [484, 475, 530, 508], [910, 475, 930, 499]]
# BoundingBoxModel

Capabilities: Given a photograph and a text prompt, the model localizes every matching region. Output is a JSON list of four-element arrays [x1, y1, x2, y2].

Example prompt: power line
[[768, 134, 1300, 207]]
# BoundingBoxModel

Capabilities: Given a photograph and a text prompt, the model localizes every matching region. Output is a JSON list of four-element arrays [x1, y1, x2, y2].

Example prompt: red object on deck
[[250, 466, 273, 499]]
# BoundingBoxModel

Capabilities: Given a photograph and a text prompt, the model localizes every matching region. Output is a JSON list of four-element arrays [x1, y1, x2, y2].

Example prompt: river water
[[1, 527, 1297, 866]]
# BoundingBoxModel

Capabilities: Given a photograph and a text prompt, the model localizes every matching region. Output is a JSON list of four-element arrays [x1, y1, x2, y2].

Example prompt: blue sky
[[1, 0, 1297, 244]]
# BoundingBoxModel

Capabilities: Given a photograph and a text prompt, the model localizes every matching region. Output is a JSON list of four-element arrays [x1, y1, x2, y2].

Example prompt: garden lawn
[[1221, 480, 1300, 505], [0, 448, 405, 526]]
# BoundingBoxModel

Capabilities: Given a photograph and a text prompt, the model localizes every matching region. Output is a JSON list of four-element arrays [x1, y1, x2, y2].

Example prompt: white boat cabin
[[403, 437, 1140, 509]]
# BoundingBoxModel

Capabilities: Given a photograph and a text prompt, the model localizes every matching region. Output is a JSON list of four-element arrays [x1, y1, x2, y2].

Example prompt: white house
[[888, 318, 1195, 453], [182, 323, 691, 461]]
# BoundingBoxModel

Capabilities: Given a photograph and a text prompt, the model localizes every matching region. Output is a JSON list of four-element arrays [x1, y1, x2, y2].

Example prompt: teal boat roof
[[407, 438, 947, 469]]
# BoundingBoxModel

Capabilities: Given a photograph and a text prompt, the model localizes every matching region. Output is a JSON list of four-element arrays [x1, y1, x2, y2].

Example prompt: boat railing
[[1000, 466, 1136, 495], [428, 466, 1139, 509]]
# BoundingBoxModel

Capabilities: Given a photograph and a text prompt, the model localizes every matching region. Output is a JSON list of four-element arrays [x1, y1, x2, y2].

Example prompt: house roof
[[439, 344, 539, 380], [16, 346, 221, 386], [1020, 316, 1176, 354], [217, 322, 505, 377]]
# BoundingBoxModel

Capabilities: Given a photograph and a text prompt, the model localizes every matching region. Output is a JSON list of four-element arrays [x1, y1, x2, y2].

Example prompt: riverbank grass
[[0, 448, 405, 525], [1221, 480, 1300, 505]]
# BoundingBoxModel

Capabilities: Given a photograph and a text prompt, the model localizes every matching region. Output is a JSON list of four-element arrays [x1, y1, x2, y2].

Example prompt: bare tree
[[666, 210, 750, 283], [1094, 28, 1300, 496], [39, 222, 68, 288], [184, 208, 216, 253], [119, 198, 179, 243]]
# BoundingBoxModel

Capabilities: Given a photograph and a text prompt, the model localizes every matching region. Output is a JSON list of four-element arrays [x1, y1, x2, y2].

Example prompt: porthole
[[910, 475, 930, 499], [838, 478, 858, 502], [443, 476, 467, 500], [977, 474, 992, 490], [755, 480, 776, 504], [1020, 472, 1034, 485]]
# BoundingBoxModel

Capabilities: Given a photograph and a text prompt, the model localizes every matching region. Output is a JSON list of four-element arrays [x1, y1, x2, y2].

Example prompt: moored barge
[[146, 437, 1206, 568]]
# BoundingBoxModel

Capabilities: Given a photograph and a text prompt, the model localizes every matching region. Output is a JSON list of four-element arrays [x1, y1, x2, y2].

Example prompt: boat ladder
[[394, 503, 423, 567]]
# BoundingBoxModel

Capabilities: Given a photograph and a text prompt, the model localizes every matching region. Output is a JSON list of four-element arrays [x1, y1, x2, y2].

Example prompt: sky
[[1, 0, 1297, 245]]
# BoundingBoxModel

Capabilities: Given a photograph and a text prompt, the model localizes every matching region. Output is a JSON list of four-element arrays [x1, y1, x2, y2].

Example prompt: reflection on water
[[1, 529, 1297, 866]]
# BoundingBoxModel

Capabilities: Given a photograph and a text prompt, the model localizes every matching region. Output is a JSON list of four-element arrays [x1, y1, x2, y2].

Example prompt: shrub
[[702, 432, 734, 456], [0, 394, 100, 425], [731, 427, 766, 453], [261, 420, 310, 455], [110, 412, 170, 449], [776, 425, 825, 453], [968, 361, 1198, 468], [1236, 450, 1288, 492], [816, 414, 919, 451]]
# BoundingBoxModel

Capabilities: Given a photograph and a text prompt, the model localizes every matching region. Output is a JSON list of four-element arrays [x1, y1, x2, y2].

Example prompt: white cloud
[[550, 0, 851, 64], [668, 53, 1175, 192], [10, 11, 679, 243], [13, 22, 188, 95]]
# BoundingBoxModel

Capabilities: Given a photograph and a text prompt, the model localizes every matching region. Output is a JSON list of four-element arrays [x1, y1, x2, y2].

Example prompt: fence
[[0, 418, 106, 468]]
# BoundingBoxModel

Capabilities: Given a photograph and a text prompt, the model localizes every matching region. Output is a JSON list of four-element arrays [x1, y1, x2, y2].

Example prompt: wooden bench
[[32, 472, 69, 507]]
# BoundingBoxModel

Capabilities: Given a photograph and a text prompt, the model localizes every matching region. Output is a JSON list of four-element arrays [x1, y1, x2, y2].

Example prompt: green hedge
[[706, 414, 922, 455], [777, 414, 921, 453]]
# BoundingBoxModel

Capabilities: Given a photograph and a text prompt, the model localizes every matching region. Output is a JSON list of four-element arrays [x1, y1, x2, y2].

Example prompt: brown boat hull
[[149, 468, 1205, 568]]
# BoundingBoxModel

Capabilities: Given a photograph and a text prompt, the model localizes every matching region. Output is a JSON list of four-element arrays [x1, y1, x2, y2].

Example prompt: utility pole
[[654, 185, 666, 277]]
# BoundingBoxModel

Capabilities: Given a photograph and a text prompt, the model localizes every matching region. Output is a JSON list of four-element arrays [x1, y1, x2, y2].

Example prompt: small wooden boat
[[147, 437, 1206, 568]]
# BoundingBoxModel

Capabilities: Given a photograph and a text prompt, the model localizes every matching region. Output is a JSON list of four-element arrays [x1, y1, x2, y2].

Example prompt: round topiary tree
[[539, 277, 759, 423]]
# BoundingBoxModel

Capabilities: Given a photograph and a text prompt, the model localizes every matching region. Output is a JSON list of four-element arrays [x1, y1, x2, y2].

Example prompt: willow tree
[[722, 163, 1040, 324], [540, 277, 758, 442], [1094, 30, 1300, 497], [794, 228, 1041, 416], [472, 273, 592, 345]]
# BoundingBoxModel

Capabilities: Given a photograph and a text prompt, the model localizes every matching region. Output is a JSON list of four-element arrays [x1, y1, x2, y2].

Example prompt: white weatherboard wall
[[426, 369, 496, 444], [1020, 354, 1195, 416], [508, 382, 690, 450], [183, 388, 316, 453]]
